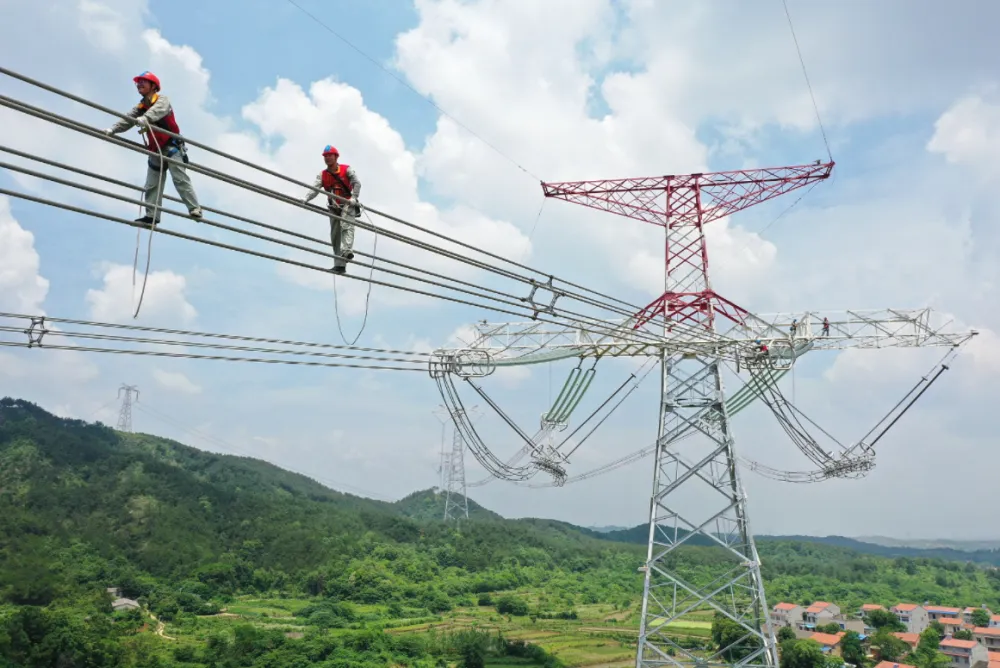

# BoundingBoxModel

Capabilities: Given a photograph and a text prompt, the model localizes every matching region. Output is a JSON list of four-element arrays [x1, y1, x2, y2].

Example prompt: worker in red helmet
[[303, 145, 361, 274], [104, 71, 203, 228]]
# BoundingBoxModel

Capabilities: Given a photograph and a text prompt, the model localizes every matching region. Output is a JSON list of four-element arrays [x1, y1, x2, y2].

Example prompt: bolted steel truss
[[432, 161, 974, 668], [116, 383, 139, 433], [542, 162, 835, 668], [443, 409, 471, 521]]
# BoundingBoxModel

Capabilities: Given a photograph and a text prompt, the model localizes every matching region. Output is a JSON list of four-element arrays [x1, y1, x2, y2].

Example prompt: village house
[[772, 602, 805, 629], [892, 633, 921, 652], [974, 628, 1000, 653], [805, 602, 841, 625], [927, 606, 965, 623], [892, 604, 930, 634], [941, 618, 969, 635], [990, 616, 1000, 629], [808, 632, 844, 657], [963, 608, 993, 626], [111, 597, 140, 612], [939, 637, 989, 668]]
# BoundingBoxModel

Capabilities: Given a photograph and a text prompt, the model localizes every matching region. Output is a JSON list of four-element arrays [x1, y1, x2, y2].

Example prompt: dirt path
[[147, 611, 175, 640]]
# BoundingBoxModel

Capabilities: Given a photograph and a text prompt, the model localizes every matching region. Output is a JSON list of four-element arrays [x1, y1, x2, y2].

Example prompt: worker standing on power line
[[104, 71, 203, 228], [303, 145, 361, 274]]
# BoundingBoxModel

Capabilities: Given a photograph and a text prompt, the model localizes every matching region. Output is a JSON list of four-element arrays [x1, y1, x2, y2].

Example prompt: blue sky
[[1, 0, 999, 538]]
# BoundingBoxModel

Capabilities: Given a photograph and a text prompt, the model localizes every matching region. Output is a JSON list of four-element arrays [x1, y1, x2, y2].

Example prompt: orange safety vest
[[137, 93, 181, 152], [320, 164, 353, 207]]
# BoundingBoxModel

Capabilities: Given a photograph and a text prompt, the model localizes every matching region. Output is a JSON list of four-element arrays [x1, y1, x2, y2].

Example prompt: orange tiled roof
[[875, 662, 916, 668], [893, 604, 918, 612], [775, 602, 799, 611], [809, 632, 844, 646], [941, 638, 978, 649], [893, 632, 920, 645], [975, 627, 1000, 637], [940, 617, 964, 625], [862, 604, 885, 611]]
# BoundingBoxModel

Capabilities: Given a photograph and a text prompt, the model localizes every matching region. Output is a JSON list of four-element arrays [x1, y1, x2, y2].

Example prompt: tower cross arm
[[442, 317, 735, 367], [439, 307, 976, 373], [731, 308, 978, 351], [541, 161, 834, 228]]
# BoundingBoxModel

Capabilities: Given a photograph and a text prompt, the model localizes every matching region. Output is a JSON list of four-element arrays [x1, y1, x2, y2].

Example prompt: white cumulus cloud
[[152, 367, 202, 395], [85, 263, 197, 325]]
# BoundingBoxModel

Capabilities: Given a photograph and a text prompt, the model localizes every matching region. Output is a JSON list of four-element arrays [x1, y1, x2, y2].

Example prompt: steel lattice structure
[[116, 383, 139, 433], [434, 404, 476, 521], [430, 161, 977, 668], [443, 412, 471, 521], [545, 163, 836, 668]]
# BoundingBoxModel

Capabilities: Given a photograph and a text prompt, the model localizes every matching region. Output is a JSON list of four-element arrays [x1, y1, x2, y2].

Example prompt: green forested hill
[[3, 397, 1000, 667], [393, 489, 503, 522]]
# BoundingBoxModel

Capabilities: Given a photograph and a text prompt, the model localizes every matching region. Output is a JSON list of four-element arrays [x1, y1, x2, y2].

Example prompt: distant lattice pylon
[[116, 384, 139, 432], [443, 405, 479, 521]]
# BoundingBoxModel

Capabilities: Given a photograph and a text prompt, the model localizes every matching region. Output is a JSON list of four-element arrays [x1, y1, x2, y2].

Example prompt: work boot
[[332, 265, 346, 274], [134, 215, 158, 229], [188, 207, 203, 220]]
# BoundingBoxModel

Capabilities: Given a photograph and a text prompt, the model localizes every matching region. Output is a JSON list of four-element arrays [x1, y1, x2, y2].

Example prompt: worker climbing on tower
[[755, 339, 769, 361], [104, 71, 203, 228], [303, 145, 361, 274], [822, 317, 830, 336], [789, 318, 798, 338]]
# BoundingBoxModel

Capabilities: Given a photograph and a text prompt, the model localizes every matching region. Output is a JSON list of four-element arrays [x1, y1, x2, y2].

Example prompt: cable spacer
[[25, 316, 47, 348], [524, 275, 561, 320]]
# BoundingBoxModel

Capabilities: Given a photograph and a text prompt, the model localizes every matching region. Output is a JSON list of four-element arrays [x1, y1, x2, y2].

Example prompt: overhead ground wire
[[0, 93, 701, 351], [0, 66, 656, 319]]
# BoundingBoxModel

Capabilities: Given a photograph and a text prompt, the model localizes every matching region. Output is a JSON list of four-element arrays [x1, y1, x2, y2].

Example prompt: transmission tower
[[441, 405, 479, 521], [116, 384, 139, 432], [432, 405, 451, 491], [435, 159, 970, 668], [443, 417, 469, 521], [542, 162, 834, 668]]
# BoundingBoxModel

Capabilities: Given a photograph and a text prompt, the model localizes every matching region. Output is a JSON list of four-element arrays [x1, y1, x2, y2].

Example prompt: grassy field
[[151, 595, 718, 667]]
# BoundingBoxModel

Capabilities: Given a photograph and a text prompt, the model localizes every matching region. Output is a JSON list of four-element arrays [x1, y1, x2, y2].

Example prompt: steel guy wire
[[0, 109, 681, 352], [781, 0, 832, 164], [0, 96, 735, 357], [0, 312, 434, 359], [0, 142, 573, 324], [0, 156, 558, 318], [0, 340, 422, 372], [0, 325, 429, 367], [0, 160, 670, 348], [0, 66, 658, 319]]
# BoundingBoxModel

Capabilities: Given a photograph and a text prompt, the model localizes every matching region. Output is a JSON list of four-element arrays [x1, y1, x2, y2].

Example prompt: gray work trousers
[[144, 145, 200, 219], [328, 206, 356, 268]]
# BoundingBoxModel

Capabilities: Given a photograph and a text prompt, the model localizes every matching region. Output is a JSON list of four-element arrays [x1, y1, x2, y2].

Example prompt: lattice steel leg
[[444, 414, 470, 521], [636, 353, 777, 668]]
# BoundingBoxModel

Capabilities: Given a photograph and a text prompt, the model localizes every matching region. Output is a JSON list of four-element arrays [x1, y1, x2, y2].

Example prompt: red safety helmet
[[322, 145, 339, 157], [133, 71, 161, 90]]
